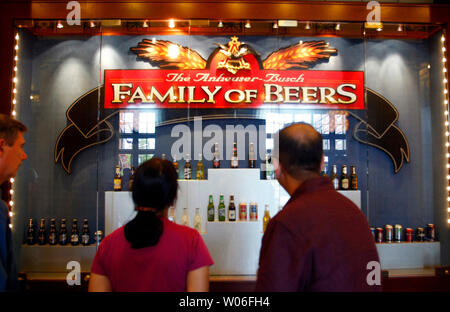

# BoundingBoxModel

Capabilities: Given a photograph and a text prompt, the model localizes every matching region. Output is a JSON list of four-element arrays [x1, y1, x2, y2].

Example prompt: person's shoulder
[[99, 226, 125, 246]]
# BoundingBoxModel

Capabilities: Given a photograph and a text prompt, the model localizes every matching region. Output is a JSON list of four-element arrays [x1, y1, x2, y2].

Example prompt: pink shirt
[[91, 218, 214, 292]]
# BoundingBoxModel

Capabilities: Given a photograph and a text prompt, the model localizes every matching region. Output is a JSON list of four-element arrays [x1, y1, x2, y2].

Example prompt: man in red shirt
[[256, 123, 381, 292]]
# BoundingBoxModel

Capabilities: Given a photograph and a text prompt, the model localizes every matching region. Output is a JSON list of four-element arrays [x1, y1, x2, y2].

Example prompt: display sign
[[103, 37, 364, 110]]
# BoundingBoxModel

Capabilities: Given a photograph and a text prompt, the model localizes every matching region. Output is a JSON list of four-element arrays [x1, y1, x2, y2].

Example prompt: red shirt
[[256, 177, 381, 292], [91, 218, 214, 292]]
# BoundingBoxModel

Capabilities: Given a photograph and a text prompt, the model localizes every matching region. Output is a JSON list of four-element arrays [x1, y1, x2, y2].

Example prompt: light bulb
[[245, 21, 251, 29], [168, 19, 175, 28], [15, 34, 19, 40], [305, 22, 310, 30], [218, 21, 223, 28]]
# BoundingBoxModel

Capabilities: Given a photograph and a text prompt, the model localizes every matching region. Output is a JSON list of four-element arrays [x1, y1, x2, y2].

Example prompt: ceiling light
[[168, 19, 175, 28], [245, 20, 251, 29]]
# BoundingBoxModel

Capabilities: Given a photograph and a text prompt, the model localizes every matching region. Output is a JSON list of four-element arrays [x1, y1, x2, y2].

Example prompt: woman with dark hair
[[88, 158, 214, 292]]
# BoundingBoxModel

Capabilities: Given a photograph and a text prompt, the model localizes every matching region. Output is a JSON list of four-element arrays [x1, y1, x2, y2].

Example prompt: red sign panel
[[104, 68, 364, 110]]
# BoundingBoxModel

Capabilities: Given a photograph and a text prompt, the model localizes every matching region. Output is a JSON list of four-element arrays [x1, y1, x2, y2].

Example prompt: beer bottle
[[193, 208, 202, 232], [128, 166, 135, 190], [70, 218, 80, 246], [26, 218, 35, 245], [161, 153, 166, 160], [168, 207, 176, 223], [38, 218, 46, 245], [263, 204, 271, 232], [218, 195, 226, 222], [213, 143, 220, 168], [48, 218, 57, 245], [207, 195, 215, 222], [196, 153, 204, 180], [59, 218, 68, 245], [350, 165, 358, 190], [173, 156, 179, 177], [231, 142, 238, 168], [81, 218, 90, 246], [181, 208, 189, 226], [113, 165, 122, 191], [248, 142, 256, 168], [184, 154, 192, 180], [265, 154, 274, 180], [331, 165, 339, 190], [340, 165, 350, 190], [228, 195, 236, 222]]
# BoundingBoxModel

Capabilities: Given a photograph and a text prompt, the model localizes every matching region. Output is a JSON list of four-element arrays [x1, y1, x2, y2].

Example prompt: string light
[[442, 31, 450, 225], [305, 22, 311, 30], [245, 20, 251, 29], [218, 21, 223, 28], [168, 19, 175, 28], [9, 31, 20, 229]]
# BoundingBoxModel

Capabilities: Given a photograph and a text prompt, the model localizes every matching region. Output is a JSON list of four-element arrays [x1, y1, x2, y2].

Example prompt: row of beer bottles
[[113, 143, 275, 190], [325, 164, 358, 191], [26, 217, 91, 246]]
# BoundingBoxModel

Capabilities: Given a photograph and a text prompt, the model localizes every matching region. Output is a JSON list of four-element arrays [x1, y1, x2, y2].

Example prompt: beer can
[[376, 227, 383, 243], [406, 228, 413, 242], [416, 227, 425, 242], [385, 225, 393, 243], [250, 202, 258, 221], [426, 224, 435, 242], [394, 224, 402, 242], [239, 203, 247, 221]]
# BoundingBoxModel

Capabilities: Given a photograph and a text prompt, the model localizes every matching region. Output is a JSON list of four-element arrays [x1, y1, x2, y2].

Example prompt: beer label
[[82, 234, 90, 244], [218, 208, 225, 217], [229, 210, 236, 220], [332, 178, 339, 190], [341, 178, 349, 189], [184, 168, 191, 179], [71, 234, 79, 242], [231, 159, 238, 167], [113, 178, 122, 190]]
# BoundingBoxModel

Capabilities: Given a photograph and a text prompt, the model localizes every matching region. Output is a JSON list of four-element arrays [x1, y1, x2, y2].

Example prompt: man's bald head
[[274, 123, 323, 178]]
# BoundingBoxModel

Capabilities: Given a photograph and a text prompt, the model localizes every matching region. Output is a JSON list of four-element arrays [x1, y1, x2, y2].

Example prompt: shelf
[[21, 245, 97, 273]]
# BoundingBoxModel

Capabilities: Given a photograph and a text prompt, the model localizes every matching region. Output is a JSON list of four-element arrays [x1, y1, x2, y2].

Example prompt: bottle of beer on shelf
[[228, 195, 236, 222], [173, 156, 179, 177], [265, 154, 274, 180], [128, 166, 135, 190], [263, 204, 271, 232], [59, 218, 68, 245], [193, 208, 202, 232], [207, 195, 215, 222], [330, 165, 339, 190], [38, 217, 46, 245], [26, 218, 35, 245], [48, 218, 57, 245], [70, 218, 80, 246], [113, 165, 122, 191], [213, 143, 220, 168], [231, 142, 238, 168], [340, 165, 350, 190], [168, 207, 176, 223], [81, 218, 90, 246], [350, 165, 358, 190], [218, 195, 226, 222], [248, 142, 256, 168], [196, 154, 204, 180], [181, 208, 189, 226], [184, 154, 192, 180]]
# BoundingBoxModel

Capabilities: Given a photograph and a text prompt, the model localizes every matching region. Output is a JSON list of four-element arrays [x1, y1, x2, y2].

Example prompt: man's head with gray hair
[[0, 114, 27, 184]]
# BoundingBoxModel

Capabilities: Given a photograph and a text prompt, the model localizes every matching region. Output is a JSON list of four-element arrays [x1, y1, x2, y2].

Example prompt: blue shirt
[[0, 200, 17, 291]]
